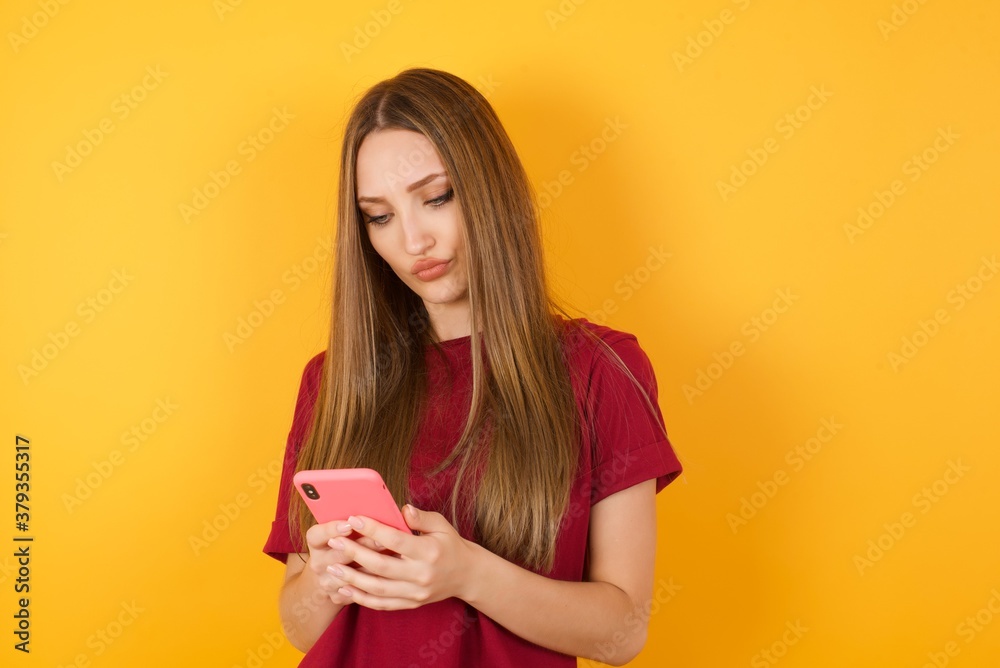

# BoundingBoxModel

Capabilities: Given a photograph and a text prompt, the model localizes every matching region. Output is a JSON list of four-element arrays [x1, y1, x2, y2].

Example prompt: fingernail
[[348, 515, 364, 529], [337, 522, 352, 534], [328, 538, 345, 549], [327, 565, 344, 577]]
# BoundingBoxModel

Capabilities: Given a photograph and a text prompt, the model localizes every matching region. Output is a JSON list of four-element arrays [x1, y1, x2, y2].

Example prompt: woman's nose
[[400, 212, 434, 255]]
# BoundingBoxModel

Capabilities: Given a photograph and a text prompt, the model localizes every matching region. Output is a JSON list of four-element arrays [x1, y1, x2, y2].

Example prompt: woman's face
[[355, 129, 469, 335]]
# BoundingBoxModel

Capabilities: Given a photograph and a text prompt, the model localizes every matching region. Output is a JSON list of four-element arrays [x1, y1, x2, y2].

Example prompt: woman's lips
[[412, 259, 451, 281]]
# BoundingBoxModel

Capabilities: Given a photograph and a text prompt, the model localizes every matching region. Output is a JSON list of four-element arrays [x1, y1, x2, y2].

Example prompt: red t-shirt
[[263, 317, 683, 666]]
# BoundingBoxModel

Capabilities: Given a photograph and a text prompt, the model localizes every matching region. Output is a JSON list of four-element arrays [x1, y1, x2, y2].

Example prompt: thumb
[[404, 504, 431, 530]]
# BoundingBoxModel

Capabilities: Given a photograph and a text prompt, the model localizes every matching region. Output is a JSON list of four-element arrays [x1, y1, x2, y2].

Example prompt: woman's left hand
[[326, 505, 479, 610]]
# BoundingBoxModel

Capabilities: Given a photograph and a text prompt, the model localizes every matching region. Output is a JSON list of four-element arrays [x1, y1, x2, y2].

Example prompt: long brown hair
[[291, 67, 661, 573]]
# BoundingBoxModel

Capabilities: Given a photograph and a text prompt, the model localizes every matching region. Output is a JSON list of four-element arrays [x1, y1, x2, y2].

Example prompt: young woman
[[263, 67, 683, 667]]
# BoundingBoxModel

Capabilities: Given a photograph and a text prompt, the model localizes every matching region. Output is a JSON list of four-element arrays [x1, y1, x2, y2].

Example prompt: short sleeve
[[586, 332, 682, 505], [262, 351, 325, 563]]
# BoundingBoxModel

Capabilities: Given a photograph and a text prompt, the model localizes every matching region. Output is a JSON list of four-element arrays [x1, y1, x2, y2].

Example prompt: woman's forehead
[[356, 130, 446, 195]]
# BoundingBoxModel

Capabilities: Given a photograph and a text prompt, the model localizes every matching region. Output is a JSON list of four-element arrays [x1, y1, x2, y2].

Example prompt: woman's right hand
[[280, 522, 392, 652], [305, 520, 390, 606]]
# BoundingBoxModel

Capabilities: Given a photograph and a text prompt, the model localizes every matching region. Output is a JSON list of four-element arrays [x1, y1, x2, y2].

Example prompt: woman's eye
[[427, 188, 454, 207], [363, 189, 452, 225]]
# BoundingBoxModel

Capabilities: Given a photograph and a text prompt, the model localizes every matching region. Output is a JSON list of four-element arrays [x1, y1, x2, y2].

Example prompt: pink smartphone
[[293, 468, 411, 533]]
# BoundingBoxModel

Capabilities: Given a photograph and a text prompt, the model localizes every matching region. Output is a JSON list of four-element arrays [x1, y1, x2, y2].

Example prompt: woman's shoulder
[[556, 315, 644, 363], [291, 350, 326, 397], [306, 349, 326, 371]]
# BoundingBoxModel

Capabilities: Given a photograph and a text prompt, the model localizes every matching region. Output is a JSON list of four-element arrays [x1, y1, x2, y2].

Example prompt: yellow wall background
[[3, 0, 998, 666]]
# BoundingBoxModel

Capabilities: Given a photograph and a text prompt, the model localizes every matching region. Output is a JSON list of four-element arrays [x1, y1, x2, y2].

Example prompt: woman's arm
[[463, 479, 658, 666], [278, 520, 388, 652], [279, 552, 348, 652]]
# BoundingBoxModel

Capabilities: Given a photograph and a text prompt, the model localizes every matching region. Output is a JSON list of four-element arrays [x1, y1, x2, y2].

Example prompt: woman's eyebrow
[[357, 172, 447, 203]]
